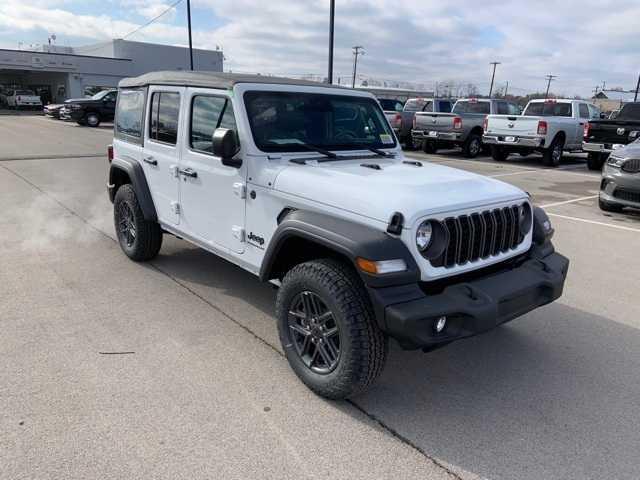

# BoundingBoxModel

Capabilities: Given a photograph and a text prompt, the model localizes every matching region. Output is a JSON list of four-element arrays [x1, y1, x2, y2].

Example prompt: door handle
[[143, 156, 157, 166], [178, 167, 198, 178]]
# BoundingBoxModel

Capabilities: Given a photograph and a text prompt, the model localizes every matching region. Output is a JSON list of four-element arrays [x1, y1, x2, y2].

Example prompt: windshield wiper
[[267, 141, 337, 159], [348, 144, 395, 157]]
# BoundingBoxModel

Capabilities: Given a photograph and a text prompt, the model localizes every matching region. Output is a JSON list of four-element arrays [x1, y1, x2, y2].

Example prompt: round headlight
[[416, 221, 433, 251]]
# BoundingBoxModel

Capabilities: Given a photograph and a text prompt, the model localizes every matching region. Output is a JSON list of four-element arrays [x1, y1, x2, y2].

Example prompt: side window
[[190, 95, 238, 155], [149, 92, 180, 145], [497, 102, 508, 115], [115, 89, 145, 141], [579, 103, 589, 119]]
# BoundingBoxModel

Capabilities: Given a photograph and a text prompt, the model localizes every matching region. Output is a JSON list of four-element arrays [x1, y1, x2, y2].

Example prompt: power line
[[122, 0, 184, 40]]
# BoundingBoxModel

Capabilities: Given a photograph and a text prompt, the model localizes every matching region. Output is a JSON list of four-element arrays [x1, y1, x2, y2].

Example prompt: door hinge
[[233, 182, 247, 199], [170, 201, 181, 214], [232, 226, 245, 242]]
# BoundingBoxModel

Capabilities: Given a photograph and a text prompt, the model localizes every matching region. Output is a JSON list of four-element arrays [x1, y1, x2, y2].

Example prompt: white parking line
[[541, 195, 599, 208], [547, 213, 640, 233], [489, 170, 539, 178]]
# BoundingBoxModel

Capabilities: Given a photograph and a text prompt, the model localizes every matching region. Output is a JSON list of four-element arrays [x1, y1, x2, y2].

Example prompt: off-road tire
[[599, 197, 623, 213], [276, 259, 388, 399], [463, 134, 482, 158], [542, 136, 564, 167], [114, 184, 163, 261], [85, 112, 101, 127], [423, 141, 438, 154], [491, 145, 509, 161], [587, 152, 605, 171]]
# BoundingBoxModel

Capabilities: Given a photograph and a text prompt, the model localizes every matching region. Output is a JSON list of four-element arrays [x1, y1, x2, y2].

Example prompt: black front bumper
[[369, 247, 569, 349]]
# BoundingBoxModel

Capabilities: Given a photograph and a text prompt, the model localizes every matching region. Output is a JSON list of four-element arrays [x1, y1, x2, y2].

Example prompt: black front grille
[[431, 205, 525, 268], [622, 158, 640, 173], [613, 188, 640, 203]]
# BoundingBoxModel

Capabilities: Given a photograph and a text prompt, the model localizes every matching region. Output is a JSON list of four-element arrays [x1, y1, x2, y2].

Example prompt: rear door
[[178, 88, 247, 254], [142, 86, 184, 225]]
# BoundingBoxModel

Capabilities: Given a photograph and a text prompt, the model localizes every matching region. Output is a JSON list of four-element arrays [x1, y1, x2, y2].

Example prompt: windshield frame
[[242, 89, 398, 154]]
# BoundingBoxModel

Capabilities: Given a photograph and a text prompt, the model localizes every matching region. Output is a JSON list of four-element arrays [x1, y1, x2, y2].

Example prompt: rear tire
[[599, 197, 624, 213], [542, 136, 564, 167], [85, 112, 101, 127], [491, 145, 509, 161], [276, 259, 388, 399], [462, 134, 482, 158], [423, 141, 438, 154], [114, 184, 163, 261], [587, 152, 606, 171]]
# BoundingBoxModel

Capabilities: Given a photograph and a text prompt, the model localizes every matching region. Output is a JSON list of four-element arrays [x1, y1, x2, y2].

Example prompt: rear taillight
[[537, 120, 548, 136], [453, 117, 463, 130], [583, 122, 591, 139], [107, 145, 113, 163], [412, 115, 417, 129], [394, 113, 402, 128], [482, 116, 489, 132]]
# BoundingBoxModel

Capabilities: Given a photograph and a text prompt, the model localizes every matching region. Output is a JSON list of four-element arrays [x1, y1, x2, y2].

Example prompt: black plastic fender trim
[[108, 157, 158, 222]]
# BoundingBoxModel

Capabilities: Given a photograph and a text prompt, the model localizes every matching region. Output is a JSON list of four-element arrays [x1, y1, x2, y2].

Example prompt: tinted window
[[420, 101, 434, 112], [16, 90, 34, 95], [452, 101, 491, 114], [524, 102, 572, 117], [378, 99, 404, 112], [150, 92, 180, 145], [404, 99, 429, 112], [579, 104, 589, 119], [439, 101, 452, 112], [244, 91, 396, 152], [497, 102, 521, 115], [115, 89, 145, 139], [190, 96, 238, 154], [617, 103, 640, 120]]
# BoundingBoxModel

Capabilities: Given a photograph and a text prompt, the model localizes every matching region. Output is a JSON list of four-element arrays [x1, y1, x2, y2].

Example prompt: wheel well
[[109, 167, 131, 201], [553, 131, 566, 145], [470, 126, 483, 137], [266, 236, 353, 281]]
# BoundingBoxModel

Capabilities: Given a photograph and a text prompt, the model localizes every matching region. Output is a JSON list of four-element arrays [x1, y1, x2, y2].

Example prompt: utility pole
[[544, 74, 557, 99], [488, 62, 501, 98], [186, 0, 194, 70], [504, 81, 509, 97], [634, 74, 640, 102], [351, 46, 364, 88], [327, 0, 335, 84]]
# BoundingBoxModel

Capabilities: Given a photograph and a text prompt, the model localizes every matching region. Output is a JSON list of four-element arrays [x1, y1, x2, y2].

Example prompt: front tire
[[587, 152, 606, 171], [276, 259, 388, 399], [85, 112, 101, 127], [114, 184, 163, 261], [462, 134, 482, 158]]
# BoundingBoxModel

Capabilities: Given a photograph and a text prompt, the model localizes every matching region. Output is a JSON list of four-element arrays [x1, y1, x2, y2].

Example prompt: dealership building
[[0, 39, 224, 103]]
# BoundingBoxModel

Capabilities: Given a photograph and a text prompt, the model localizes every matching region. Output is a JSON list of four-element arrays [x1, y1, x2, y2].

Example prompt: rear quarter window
[[115, 89, 146, 144]]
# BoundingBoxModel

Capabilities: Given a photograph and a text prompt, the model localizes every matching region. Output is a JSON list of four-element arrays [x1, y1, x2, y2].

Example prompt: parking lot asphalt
[[2, 116, 640, 480]]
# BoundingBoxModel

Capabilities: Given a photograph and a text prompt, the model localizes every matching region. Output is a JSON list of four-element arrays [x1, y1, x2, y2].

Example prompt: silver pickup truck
[[484, 99, 600, 166], [412, 98, 520, 158], [394, 98, 453, 149]]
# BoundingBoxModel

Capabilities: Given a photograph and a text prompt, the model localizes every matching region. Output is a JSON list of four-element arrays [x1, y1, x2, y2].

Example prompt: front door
[[178, 89, 247, 254], [141, 86, 185, 225], [102, 91, 117, 121]]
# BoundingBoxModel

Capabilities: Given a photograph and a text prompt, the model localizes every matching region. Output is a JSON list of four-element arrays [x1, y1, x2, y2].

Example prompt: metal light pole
[[488, 62, 500, 98], [186, 0, 194, 70], [327, 0, 335, 84], [352, 46, 364, 88], [544, 74, 557, 99]]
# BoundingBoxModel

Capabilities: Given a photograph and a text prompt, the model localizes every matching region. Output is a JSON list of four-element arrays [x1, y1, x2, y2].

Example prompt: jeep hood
[[273, 158, 527, 226]]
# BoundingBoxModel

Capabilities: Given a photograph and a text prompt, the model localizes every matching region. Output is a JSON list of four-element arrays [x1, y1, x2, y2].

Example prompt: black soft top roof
[[119, 71, 349, 90]]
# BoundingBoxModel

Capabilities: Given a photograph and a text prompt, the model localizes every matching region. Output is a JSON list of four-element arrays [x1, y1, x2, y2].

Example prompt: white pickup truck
[[5, 89, 43, 110], [483, 99, 600, 166]]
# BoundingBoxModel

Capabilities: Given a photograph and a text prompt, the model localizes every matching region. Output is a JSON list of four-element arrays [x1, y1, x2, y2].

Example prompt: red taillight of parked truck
[[482, 116, 489, 132], [107, 144, 113, 163], [394, 113, 402, 128], [583, 122, 591, 139], [537, 120, 548, 136], [453, 117, 463, 130]]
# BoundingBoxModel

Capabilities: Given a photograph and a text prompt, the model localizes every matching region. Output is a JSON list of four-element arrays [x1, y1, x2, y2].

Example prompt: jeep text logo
[[248, 232, 265, 246]]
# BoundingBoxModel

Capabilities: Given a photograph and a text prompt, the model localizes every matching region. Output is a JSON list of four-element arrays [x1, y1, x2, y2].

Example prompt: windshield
[[524, 102, 572, 117], [91, 90, 113, 100], [244, 91, 397, 153], [617, 103, 640, 120], [452, 101, 490, 114]]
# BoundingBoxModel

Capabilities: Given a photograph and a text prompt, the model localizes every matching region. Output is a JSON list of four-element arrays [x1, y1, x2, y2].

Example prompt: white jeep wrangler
[[108, 71, 569, 399]]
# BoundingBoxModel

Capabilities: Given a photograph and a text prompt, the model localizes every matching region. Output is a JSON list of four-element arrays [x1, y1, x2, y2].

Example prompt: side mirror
[[600, 113, 606, 119], [212, 128, 242, 168]]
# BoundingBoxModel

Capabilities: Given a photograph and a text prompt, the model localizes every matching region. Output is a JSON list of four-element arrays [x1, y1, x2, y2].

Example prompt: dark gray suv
[[600, 140, 640, 212]]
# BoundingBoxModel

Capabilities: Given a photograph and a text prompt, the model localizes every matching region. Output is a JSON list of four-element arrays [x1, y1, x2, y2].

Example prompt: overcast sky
[[1, 0, 638, 97]]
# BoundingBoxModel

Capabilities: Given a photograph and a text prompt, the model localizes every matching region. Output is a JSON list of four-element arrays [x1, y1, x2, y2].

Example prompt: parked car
[[60, 89, 117, 127], [44, 103, 65, 119], [378, 98, 405, 137], [5, 89, 43, 110], [395, 98, 453, 149], [599, 139, 640, 212], [583, 102, 640, 170], [108, 71, 568, 399], [483, 99, 600, 166], [413, 98, 519, 158]]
